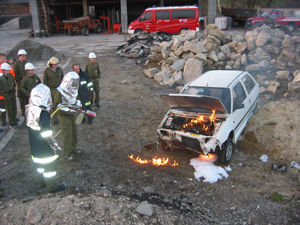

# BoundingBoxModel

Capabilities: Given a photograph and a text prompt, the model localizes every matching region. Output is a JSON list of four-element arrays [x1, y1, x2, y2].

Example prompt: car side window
[[232, 82, 246, 111], [241, 74, 255, 94], [140, 12, 152, 21], [156, 11, 170, 20]]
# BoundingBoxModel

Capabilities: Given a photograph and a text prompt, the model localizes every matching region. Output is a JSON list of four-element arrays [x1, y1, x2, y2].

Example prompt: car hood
[[160, 94, 227, 114]]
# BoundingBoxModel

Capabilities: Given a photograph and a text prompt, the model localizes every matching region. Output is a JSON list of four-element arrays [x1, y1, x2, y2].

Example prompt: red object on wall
[[99, 16, 111, 34], [113, 24, 121, 33]]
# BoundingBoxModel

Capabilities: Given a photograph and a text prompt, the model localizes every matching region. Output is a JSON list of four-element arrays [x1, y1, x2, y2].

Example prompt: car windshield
[[181, 86, 231, 113], [260, 12, 268, 17]]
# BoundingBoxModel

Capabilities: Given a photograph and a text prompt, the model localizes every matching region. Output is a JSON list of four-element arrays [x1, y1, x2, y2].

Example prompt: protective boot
[[1, 111, 6, 126], [45, 176, 66, 192]]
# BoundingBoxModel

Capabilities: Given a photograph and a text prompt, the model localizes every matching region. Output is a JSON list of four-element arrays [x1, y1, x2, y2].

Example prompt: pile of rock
[[116, 31, 171, 63], [142, 24, 300, 94]]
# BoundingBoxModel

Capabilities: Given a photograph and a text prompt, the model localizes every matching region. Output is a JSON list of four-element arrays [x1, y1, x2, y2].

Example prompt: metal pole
[[30, 0, 41, 37], [120, 0, 128, 33], [83, 0, 88, 16]]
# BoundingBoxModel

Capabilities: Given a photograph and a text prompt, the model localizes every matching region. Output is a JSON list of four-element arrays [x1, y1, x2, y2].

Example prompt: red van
[[128, 6, 199, 34]]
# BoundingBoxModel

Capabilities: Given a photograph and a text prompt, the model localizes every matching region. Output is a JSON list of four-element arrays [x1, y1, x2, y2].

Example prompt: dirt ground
[[0, 26, 299, 224]]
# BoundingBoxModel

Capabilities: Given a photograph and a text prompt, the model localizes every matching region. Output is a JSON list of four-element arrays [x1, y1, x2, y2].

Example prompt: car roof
[[146, 6, 198, 11], [188, 70, 245, 88]]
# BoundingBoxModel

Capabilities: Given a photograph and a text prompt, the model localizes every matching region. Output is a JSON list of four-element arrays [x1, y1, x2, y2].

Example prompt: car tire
[[134, 29, 143, 34], [67, 28, 73, 36], [218, 139, 234, 164], [287, 23, 296, 32], [95, 25, 101, 33], [82, 27, 89, 36]]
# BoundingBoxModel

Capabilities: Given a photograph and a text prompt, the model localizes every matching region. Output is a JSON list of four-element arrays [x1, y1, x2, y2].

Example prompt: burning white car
[[157, 70, 259, 164]]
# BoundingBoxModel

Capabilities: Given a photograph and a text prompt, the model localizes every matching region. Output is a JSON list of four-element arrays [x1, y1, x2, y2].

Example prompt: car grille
[[182, 136, 201, 151]]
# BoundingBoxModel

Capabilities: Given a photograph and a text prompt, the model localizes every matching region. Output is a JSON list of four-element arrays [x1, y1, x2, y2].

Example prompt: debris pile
[[135, 24, 300, 95], [116, 31, 172, 63], [6, 40, 64, 61]]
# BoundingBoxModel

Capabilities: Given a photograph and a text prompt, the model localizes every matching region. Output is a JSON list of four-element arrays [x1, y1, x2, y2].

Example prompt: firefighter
[[53, 71, 80, 160], [21, 63, 41, 107], [72, 64, 94, 124], [0, 53, 15, 126], [43, 57, 64, 99], [85, 52, 101, 109], [25, 83, 66, 192], [43, 57, 63, 123], [13, 49, 27, 116], [0, 63, 18, 129]]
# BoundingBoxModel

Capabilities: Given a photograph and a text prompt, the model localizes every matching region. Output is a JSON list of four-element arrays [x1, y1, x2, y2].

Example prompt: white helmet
[[25, 63, 35, 70], [18, 49, 27, 55], [89, 52, 96, 58], [1, 63, 10, 71]]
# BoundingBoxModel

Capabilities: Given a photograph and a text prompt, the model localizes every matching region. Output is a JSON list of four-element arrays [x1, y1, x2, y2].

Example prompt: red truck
[[245, 9, 300, 32]]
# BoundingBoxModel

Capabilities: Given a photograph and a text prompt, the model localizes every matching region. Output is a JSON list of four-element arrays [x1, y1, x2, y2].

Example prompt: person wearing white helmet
[[13, 49, 27, 116], [21, 63, 41, 107], [0, 63, 18, 129], [0, 53, 15, 126], [53, 71, 80, 160], [85, 52, 101, 109]]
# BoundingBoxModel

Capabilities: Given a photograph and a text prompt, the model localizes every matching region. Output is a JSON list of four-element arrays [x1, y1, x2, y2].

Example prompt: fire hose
[[50, 104, 96, 137]]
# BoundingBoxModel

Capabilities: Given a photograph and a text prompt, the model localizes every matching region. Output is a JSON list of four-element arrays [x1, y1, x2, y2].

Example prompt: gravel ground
[[0, 26, 299, 224]]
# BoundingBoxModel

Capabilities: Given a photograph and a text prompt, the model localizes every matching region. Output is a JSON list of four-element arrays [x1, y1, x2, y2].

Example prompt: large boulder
[[170, 59, 185, 72], [144, 68, 159, 78], [204, 24, 226, 43], [190, 42, 207, 54], [282, 35, 295, 50], [255, 29, 271, 47], [248, 48, 270, 64], [154, 69, 172, 84], [245, 60, 271, 72], [183, 58, 204, 83]]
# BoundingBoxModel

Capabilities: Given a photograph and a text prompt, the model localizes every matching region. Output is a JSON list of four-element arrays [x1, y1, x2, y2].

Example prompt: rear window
[[156, 10, 170, 20], [241, 74, 255, 94], [171, 10, 196, 19]]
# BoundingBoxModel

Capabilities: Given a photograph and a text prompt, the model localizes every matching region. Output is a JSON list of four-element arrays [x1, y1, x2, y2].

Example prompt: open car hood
[[160, 94, 227, 114]]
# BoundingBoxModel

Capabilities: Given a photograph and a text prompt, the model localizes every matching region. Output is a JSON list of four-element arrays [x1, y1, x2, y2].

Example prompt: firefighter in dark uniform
[[43, 57, 64, 99], [72, 64, 94, 124], [25, 83, 65, 192], [53, 72, 80, 160], [0, 63, 18, 128], [21, 63, 41, 106], [85, 52, 101, 109], [13, 49, 27, 116], [43, 57, 63, 123]]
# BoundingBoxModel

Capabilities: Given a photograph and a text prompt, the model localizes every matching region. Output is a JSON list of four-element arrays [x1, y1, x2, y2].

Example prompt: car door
[[155, 10, 171, 33], [139, 12, 154, 32], [230, 80, 249, 142]]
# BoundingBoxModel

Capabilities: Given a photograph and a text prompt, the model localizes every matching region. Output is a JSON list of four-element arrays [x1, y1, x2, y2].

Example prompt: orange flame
[[199, 153, 217, 162], [182, 109, 216, 133], [128, 154, 179, 167]]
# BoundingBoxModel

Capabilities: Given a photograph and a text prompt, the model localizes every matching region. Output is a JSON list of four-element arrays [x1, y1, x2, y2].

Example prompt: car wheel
[[287, 23, 296, 32], [218, 139, 234, 164], [95, 25, 101, 33], [134, 29, 143, 34], [67, 28, 73, 36], [82, 27, 89, 36]]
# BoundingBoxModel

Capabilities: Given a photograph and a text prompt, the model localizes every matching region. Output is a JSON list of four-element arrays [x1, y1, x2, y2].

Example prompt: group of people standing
[[0, 49, 101, 192]]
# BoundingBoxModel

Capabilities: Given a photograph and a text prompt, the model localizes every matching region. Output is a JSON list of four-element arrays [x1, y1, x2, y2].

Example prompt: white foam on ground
[[259, 154, 268, 162], [190, 158, 229, 183]]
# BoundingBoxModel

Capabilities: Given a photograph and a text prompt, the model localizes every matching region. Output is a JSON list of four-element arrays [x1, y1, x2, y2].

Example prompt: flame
[[128, 154, 179, 167], [198, 153, 217, 162], [182, 109, 216, 134]]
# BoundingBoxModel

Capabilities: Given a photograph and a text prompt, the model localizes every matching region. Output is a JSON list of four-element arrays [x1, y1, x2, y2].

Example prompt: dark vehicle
[[221, 8, 257, 26], [246, 9, 300, 31]]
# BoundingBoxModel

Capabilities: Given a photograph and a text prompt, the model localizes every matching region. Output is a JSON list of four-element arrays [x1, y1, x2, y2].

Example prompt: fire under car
[[157, 70, 259, 164]]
